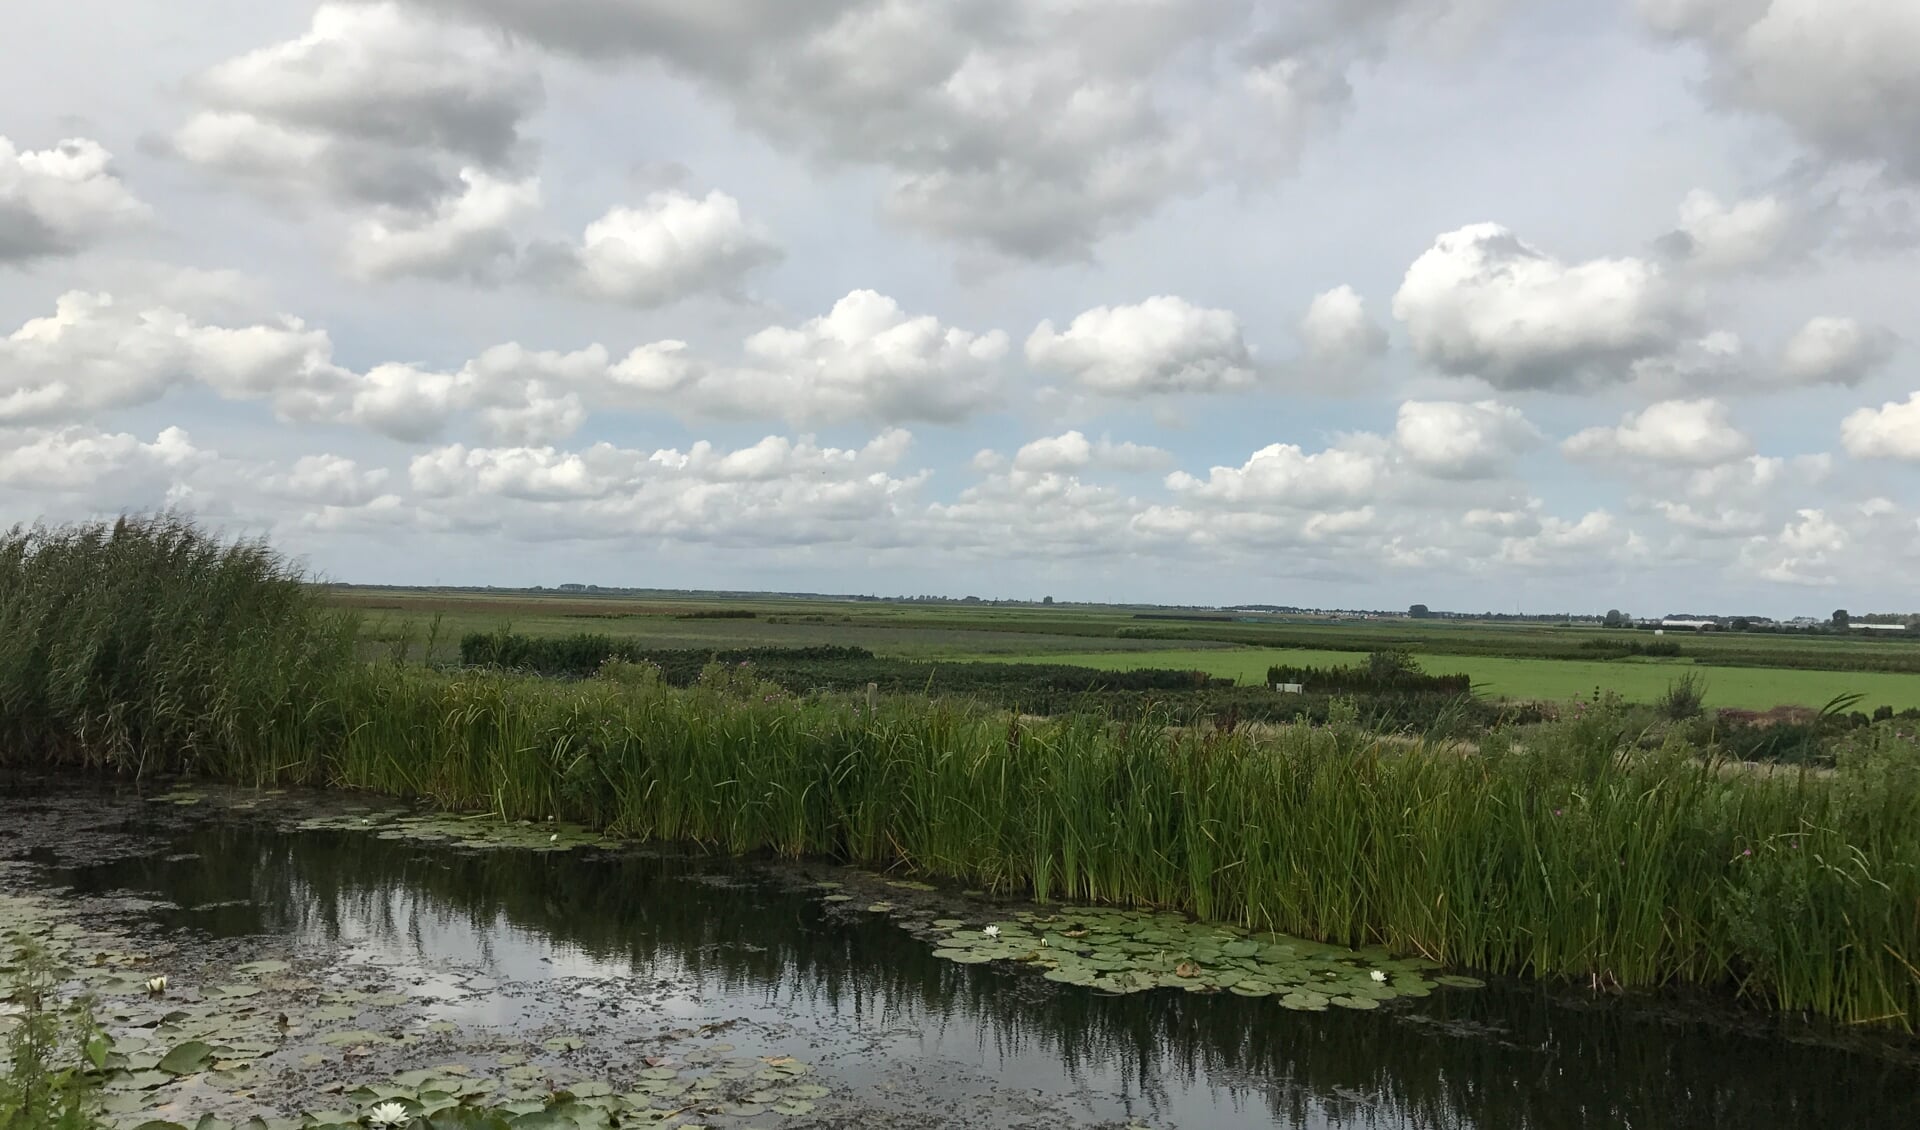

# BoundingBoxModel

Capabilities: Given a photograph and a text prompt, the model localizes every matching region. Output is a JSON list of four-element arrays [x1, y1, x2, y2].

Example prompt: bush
[[1659, 672, 1708, 721], [1266, 654, 1472, 696]]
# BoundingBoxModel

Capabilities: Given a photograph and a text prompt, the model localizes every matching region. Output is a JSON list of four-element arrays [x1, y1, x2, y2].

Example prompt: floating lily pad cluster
[[912, 907, 1483, 1010], [4, 883, 833, 1129], [293, 811, 614, 853]]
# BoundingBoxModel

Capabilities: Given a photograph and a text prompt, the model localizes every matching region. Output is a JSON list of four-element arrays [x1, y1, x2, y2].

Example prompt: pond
[[2, 783, 1917, 1129]]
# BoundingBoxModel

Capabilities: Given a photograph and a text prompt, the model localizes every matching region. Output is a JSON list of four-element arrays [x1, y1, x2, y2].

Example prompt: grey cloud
[[174, 3, 543, 208], [1639, 0, 1920, 180], [400, 0, 1473, 258]]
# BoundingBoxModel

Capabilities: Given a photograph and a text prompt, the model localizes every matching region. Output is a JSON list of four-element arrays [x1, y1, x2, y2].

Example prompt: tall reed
[[2, 517, 1917, 1031]]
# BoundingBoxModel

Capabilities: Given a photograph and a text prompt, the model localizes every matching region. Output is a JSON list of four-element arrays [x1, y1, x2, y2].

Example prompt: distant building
[[1857, 623, 1909, 632], [1661, 619, 1719, 630]]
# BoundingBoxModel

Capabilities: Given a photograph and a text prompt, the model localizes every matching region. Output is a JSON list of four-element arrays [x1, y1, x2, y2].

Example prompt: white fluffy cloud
[[1026, 297, 1257, 396], [1639, 0, 1920, 179], [1394, 400, 1542, 479], [1009, 431, 1172, 473], [1664, 188, 1793, 269], [0, 138, 151, 261], [1166, 441, 1385, 508], [1841, 392, 1920, 461], [0, 292, 345, 427], [266, 455, 394, 507], [175, 2, 541, 207], [1393, 223, 1688, 390], [1298, 285, 1389, 368], [346, 170, 541, 282], [1563, 398, 1754, 467], [542, 190, 782, 306], [406, 429, 925, 547], [1777, 316, 1898, 387], [0, 425, 204, 492]]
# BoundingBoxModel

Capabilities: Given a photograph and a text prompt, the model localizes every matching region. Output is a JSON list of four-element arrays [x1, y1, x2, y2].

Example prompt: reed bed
[[3, 517, 1918, 1031]]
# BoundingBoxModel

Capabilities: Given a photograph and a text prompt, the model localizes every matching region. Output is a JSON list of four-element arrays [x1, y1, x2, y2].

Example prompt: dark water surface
[[6, 787, 1919, 1129]]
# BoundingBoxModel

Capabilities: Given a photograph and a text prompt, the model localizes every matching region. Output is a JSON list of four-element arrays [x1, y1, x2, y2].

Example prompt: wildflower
[[366, 1101, 411, 1127], [1370, 970, 1387, 983], [146, 975, 168, 994], [982, 926, 1000, 938]]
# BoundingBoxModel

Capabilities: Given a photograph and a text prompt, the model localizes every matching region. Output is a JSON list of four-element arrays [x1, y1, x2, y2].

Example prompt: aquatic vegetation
[[912, 907, 1456, 1010], [0, 885, 838, 1130], [4, 518, 1920, 1032]]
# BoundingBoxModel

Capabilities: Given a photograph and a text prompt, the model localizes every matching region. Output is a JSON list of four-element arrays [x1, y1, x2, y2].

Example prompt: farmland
[[335, 586, 1920, 713]]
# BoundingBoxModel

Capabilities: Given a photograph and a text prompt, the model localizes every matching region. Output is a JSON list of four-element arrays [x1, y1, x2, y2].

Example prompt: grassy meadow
[[989, 648, 1920, 713], [338, 586, 1920, 713]]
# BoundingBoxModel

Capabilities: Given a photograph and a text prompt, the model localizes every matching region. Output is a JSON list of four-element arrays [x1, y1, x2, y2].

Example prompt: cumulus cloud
[[1394, 400, 1542, 479], [538, 190, 783, 306], [399, 0, 1486, 257], [1638, 0, 1920, 180], [0, 425, 205, 492], [1661, 188, 1794, 269], [1166, 442, 1385, 508], [1741, 507, 1850, 586], [405, 429, 925, 548], [346, 170, 541, 281], [265, 454, 395, 507], [1777, 316, 1898, 387], [1495, 510, 1637, 567], [0, 137, 151, 261], [0, 292, 346, 427], [1842, 392, 1920, 460], [1009, 431, 1172, 473], [1563, 398, 1754, 467], [174, 2, 541, 207], [1393, 223, 1688, 390], [1298, 285, 1389, 367], [1026, 297, 1258, 397], [1627, 330, 1747, 396]]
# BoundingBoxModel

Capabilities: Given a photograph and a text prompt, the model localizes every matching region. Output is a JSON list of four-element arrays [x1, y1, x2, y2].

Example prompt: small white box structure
[[1273, 682, 1305, 694], [1654, 629, 1664, 636]]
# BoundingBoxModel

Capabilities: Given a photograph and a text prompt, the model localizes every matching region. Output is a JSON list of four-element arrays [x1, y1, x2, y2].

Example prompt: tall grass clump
[[0, 515, 356, 780]]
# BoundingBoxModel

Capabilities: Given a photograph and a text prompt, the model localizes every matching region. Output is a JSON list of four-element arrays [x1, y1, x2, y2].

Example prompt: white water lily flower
[[982, 926, 1000, 938], [1370, 970, 1388, 982], [146, 975, 167, 994], [549, 833, 559, 843], [366, 1101, 410, 1127]]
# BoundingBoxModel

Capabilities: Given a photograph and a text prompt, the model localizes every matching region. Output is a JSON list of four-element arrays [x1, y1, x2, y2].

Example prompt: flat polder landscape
[[4, 519, 1920, 1130], [8, 2, 1920, 1126]]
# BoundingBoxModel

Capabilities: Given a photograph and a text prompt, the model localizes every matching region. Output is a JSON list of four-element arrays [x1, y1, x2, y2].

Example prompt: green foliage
[[1659, 672, 1708, 721], [0, 942, 103, 1130], [1265, 653, 1472, 696], [0, 515, 357, 781], [6, 517, 1920, 1033]]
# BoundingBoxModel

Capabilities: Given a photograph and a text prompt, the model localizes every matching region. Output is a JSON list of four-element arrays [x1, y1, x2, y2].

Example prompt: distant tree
[[1603, 609, 1628, 628], [1409, 604, 1431, 619], [1832, 609, 1851, 629], [1730, 616, 1752, 632], [1042, 595, 1054, 605]]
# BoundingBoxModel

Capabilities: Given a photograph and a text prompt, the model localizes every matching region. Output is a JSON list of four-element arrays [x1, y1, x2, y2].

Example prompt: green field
[[987, 648, 1920, 713], [335, 587, 1920, 712]]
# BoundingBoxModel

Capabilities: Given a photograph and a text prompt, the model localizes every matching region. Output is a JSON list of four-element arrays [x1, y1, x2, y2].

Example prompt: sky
[[2, 0, 1917, 616]]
